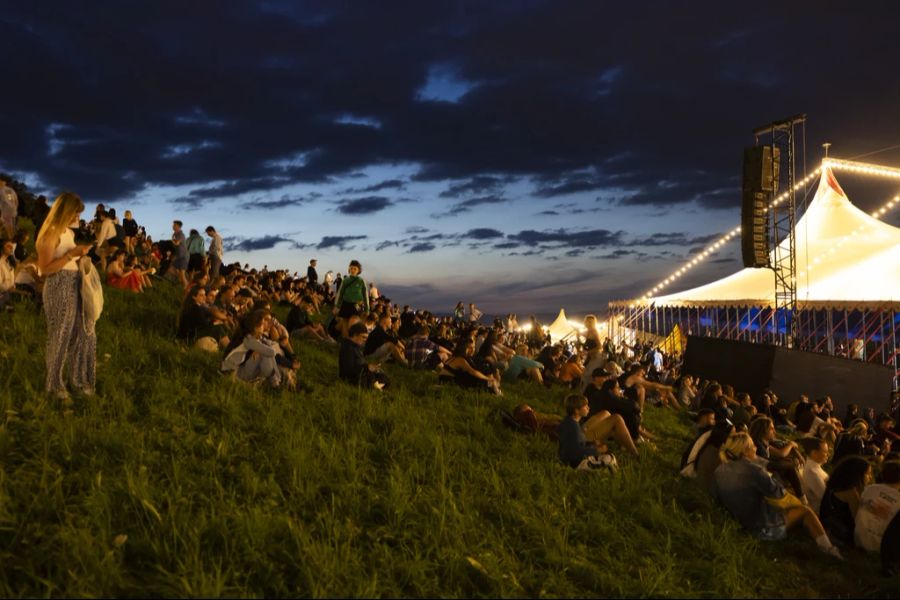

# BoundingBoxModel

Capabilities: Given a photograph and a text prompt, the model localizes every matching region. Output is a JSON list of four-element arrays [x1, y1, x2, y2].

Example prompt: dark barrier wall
[[683, 335, 895, 414]]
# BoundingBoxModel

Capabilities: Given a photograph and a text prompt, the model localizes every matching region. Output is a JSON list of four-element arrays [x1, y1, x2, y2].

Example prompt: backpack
[[79, 257, 103, 327]]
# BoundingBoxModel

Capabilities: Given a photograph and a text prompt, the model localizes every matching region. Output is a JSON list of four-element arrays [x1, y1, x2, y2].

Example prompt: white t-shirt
[[800, 459, 829, 513], [855, 484, 900, 552]]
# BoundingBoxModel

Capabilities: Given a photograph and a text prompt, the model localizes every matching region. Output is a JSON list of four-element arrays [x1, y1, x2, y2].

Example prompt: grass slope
[[0, 281, 898, 598]]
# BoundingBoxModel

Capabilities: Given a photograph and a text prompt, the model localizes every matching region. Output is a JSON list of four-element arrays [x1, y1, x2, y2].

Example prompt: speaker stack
[[741, 146, 779, 268]]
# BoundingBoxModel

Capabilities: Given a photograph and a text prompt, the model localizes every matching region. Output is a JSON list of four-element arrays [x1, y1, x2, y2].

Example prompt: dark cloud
[[336, 196, 393, 215], [432, 194, 508, 218], [405, 226, 430, 234], [507, 228, 624, 248], [537, 210, 559, 216], [438, 175, 508, 198], [341, 179, 406, 194], [463, 227, 504, 240], [493, 241, 521, 249], [223, 234, 298, 252], [317, 235, 367, 250], [598, 249, 637, 259], [408, 242, 436, 253], [241, 194, 314, 210]]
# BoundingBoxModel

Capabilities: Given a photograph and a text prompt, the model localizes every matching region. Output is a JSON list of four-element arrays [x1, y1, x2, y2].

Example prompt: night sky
[[3, 1, 900, 317]]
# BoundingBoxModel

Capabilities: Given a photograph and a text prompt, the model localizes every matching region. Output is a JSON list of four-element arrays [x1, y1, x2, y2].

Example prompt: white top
[[0, 258, 13, 291], [97, 218, 117, 242], [54, 228, 79, 272], [800, 459, 828, 513], [855, 484, 900, 552]]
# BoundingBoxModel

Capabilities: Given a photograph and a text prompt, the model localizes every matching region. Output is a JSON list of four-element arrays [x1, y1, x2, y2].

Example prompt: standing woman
[[36, 192, 96, 399]]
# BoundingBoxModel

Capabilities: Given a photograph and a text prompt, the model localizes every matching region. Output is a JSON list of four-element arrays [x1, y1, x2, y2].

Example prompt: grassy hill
[[0, 280, 898, 597]]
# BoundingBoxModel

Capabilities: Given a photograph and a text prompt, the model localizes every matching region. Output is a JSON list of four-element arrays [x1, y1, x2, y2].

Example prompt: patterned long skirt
[[43, 270, 96, 394]]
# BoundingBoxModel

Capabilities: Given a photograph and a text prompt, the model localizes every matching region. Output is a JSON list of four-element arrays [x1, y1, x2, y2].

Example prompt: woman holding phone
[[36, 192, 96, 401]]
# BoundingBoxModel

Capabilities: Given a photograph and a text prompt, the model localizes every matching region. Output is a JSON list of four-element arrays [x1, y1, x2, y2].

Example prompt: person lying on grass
[[714, 431, 843, 559]]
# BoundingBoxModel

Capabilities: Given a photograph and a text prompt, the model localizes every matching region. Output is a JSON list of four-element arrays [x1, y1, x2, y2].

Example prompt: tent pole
[[826, 310, 835, 355]]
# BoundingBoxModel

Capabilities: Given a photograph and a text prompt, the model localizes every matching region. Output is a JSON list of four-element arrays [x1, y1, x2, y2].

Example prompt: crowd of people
[[4, 188, 900, 574]]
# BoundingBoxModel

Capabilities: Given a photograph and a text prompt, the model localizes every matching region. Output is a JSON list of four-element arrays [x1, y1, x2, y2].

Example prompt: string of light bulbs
[[636, 157, 900, 303]]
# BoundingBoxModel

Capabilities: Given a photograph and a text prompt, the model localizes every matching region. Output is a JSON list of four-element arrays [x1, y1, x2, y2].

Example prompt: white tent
[[643, 169, 900, 309], [546, 309, 610, 343]]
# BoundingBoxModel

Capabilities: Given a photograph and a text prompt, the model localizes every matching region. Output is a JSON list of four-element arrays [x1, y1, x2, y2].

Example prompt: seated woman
[[819, 456, 872, 547], [439, 338, 501, 395], [176, 286, 230, 349], [222, 309, 296, 389], [749, 416, 805, 500], [105, 250, 144, 292], [682, 421, 734, 496], [714, 431, 842, 558]]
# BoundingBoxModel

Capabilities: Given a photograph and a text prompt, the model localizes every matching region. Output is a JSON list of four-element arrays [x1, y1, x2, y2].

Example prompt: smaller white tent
[[546, 309, 609, 343]]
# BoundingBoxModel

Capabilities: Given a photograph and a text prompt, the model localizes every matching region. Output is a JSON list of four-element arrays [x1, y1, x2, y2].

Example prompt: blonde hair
[[719, 431, 755, 463], [36, 192, 84, 248]]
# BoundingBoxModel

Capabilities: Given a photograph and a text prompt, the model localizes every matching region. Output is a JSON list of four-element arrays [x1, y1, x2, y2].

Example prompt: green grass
[[0, 279, 898, 597]]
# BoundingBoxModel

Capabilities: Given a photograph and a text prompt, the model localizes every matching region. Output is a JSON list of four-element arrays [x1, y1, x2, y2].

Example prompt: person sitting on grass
[[682, 420, 734, 496], [439, 338, 501, 395], [105, 250, 145, 293], [579, 389, 640, 458], [221, 309, 299, 390], [501, 344, 544, 385], [286, 295, 335, 343], [365, 312, 408, 366], [339, 322, 388, 390], [558, 394, 610, 469], [819, 456, 872, 547], [714, 431, 843, 559], [798, 436, 830, 513], [619, 362, 678, 411], [855, 461, 900, 553], [749, 415, 806, 501], [176, 285, 230, 350], [405, 324, 450, 369]]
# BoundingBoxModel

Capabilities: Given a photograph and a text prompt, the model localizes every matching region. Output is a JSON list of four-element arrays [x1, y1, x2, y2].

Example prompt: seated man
[[364, 313, 408, 366], [405, 324, 450, 368], [558, 394, 604, 468], [339, 322, 388, 389], [287, 295, 335, 343]]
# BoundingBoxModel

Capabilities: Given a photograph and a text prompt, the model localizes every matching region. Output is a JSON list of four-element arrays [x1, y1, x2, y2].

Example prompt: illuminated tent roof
[[624, 169, 900, 309]]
